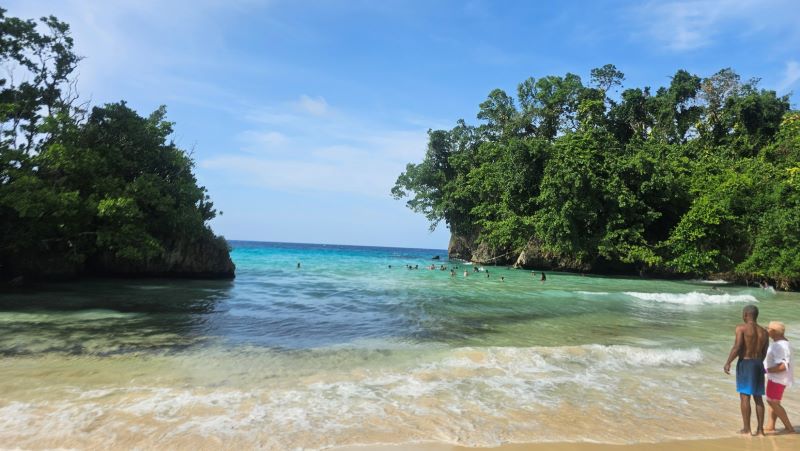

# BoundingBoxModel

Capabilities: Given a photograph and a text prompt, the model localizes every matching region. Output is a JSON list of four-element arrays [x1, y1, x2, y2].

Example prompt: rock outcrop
[[448, 232, 476, 261], [3, 231, 235, 283], [447, 231, 514, 265], [512, 240, 591, 272], [88, 232, 235, 279], [448, 232, 629, 274]]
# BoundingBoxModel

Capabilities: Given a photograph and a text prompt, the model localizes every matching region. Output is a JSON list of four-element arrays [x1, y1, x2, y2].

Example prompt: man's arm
[[766, 362, 787, 374], [766, 344, 789, 374], [724, 325, 744, 374]]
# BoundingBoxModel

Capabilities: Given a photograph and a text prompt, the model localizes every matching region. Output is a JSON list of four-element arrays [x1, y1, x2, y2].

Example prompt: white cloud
[[201, 153, 400, 197], [777, 60, 800, 94], [201, 134, 425, 197], [629, 0, 799, 52], [295, 95, 329, 116], [4, 0, 264, 107], [237, 130, 290, 153], [201, 96, 430, 197]]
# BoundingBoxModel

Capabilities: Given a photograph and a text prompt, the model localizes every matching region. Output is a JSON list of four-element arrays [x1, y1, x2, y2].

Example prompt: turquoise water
[[0, 241, 798, 449]]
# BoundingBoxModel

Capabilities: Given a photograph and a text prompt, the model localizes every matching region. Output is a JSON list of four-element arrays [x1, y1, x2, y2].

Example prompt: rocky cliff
[[511, 240, 592, 272], [448, 231, 515, 265], [450, 232, 798, 289], [3, 231, 235, 283], [448, 232, 632, 274], [89, 232, 235, 279]]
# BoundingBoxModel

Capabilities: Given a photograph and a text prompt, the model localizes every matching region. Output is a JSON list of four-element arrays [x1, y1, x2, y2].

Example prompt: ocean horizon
[[228, 239, 448, 253]]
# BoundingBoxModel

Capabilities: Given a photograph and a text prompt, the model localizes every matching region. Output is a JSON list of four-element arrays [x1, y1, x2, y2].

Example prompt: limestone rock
[[89, 232, 235, 279]]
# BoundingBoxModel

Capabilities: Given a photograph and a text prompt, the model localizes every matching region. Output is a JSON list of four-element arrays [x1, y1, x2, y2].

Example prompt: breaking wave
[[624, 291, 757, 305]]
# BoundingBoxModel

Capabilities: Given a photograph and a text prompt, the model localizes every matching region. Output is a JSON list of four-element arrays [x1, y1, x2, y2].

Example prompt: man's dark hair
[[743, 304, 759, 320]]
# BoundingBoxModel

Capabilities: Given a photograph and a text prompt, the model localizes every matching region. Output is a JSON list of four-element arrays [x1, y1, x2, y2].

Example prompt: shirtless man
[[723, 305, 769, 436]]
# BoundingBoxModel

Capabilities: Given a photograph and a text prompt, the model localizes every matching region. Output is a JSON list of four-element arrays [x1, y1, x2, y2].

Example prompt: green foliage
[[0, 10, 222, 278], [394, 65, 800, 287]]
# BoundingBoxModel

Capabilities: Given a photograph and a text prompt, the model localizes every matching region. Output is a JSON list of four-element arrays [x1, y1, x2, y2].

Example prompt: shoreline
[[333, 434, 800, 451]]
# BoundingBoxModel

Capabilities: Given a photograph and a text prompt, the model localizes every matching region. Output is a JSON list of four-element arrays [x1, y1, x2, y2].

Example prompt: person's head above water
[[742, 304, 759, 321]]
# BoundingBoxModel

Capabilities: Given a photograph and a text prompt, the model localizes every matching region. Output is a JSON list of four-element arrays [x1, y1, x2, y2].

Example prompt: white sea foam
[[438, 345, 704, 372], [580, 344, 704, 367], [624, 291, 757, 305], [0, 345, 723, 450]]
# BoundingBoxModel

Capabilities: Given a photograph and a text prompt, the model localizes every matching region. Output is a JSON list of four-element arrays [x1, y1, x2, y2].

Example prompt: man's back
[[739, 322, 768, 360]]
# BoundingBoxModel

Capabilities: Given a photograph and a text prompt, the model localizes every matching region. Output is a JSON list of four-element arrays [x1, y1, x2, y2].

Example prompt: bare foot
[[764, 427, 776, 433], [738, 428, 752, 435], [753, 428, 766, 437], [774, 428, 796, 435]]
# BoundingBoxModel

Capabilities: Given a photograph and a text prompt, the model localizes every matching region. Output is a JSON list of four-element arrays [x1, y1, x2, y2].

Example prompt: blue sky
[[7, 0, 800, 249]]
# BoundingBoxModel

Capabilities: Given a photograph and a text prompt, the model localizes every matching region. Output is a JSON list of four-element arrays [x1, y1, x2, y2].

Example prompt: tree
[[1, 9, 83, 276], [590, 64, 625, 94], [0, 8, 80, 154], [0, 10, 231, 279], [394, 65, 798, 285]]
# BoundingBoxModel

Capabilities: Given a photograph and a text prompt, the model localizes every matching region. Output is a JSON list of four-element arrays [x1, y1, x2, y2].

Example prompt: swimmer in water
[[501, 276, 505, 282], [297, 262, 301, 269], [464, 270, 468, 277], [540, 272, 546, 282], [450, 269, 455, 277], [486, 270, 490, 278]]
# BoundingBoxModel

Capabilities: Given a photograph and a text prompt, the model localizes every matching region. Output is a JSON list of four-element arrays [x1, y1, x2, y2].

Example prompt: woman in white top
[[764, 321, 795, 434]]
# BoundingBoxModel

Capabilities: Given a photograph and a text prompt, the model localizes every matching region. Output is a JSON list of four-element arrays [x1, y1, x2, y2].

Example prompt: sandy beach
[[335, 434, 800, 451]]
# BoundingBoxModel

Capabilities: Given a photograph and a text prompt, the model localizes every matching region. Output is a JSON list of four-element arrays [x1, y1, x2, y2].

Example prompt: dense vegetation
[[0, 9, 233, 280], [393, 64, 800, 289]]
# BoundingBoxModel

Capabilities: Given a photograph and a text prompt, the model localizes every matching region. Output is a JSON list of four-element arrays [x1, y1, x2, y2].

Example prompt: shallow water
[[1, 241, 798, 449]]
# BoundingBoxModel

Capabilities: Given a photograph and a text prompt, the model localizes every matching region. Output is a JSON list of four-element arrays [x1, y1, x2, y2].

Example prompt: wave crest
[[442, 344, 703, 373], [624, 291, 757, 305]]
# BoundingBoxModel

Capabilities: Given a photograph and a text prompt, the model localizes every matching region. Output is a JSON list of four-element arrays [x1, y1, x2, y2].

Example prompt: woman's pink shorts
[[766, 380, 786, 401]]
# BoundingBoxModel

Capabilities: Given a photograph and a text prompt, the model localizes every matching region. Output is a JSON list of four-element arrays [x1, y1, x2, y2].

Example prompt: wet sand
[[335, 434, 800, 451]]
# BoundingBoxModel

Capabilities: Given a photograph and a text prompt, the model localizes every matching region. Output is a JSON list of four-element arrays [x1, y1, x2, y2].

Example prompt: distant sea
[[1, 240, 798, 449]]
